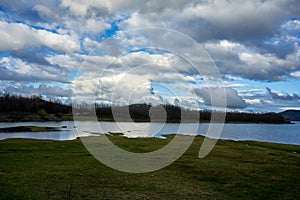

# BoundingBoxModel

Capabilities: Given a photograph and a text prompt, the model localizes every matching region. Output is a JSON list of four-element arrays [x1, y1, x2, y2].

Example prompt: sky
[[0, 0, 299, 113]]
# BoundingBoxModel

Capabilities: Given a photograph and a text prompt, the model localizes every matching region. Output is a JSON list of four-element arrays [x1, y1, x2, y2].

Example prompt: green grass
[[0, 136, 299, 199]]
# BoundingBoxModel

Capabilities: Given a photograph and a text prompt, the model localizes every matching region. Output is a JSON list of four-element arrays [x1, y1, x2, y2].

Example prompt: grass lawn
[[0, 136, 299, 199]]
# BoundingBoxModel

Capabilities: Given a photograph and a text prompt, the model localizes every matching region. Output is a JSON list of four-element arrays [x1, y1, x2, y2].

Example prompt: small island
[[0, 126, 62, 133]]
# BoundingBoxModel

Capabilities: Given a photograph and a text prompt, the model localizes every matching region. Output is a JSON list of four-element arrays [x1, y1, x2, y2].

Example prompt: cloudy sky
[[0, 0, 299, 112]]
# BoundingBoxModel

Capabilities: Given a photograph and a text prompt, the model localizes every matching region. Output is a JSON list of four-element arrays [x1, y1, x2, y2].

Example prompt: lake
[[0, 121, 299, 145]]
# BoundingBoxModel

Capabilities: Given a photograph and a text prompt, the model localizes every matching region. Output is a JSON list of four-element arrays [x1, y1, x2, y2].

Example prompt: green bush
[[38, 108, 48, 118]]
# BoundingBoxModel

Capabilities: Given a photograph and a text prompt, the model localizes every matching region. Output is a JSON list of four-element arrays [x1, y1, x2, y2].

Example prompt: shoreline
[[0, 129, 299, 146]]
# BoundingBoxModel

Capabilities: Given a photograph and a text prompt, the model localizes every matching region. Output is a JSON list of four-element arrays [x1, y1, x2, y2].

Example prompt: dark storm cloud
[[9, 49, 68, 75], [120, 0, 300, 44], [0, 66, 70, 83], [195, 87, 247, 108], [10, 50, 52, 66], [204, 39, 300, 82], [0, 56, 71, 83], [266, 87, 300, 101]]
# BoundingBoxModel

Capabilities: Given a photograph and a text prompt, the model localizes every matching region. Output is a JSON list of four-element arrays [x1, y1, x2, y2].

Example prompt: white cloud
[[33, 4, 58, 21], [0, 21, 80, 53], [3, 83, 72, 98], [291, 71, 300, 78], [83, 37, 101, 51], [46, 53, 114, 72], [70, 50, 206, 105], [245, 99, 261, 105], [85, 18, 111, 34], [64, 17, 111, 35], [226, 83, 248, 88], [120, 12, 157, 28], [60, 0, 90, 17]]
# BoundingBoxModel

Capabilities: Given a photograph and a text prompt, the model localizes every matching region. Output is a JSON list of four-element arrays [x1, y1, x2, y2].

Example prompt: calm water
[[0, 121, 299, 145]]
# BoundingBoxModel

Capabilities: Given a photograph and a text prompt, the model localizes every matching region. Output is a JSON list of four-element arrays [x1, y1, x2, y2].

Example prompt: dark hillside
[[280, 110, 300, 121]]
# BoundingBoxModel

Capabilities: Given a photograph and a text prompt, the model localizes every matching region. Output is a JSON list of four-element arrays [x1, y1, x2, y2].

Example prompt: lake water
[[0, 121, 299, 145]]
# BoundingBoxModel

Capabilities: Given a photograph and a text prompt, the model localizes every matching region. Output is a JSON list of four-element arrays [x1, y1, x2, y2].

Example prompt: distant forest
[[0, 94, 289, 123], [0, 94, 71, 114]]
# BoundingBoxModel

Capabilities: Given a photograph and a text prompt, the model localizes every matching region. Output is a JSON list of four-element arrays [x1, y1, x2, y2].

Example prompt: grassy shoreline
[[0, 136, 299, 199]]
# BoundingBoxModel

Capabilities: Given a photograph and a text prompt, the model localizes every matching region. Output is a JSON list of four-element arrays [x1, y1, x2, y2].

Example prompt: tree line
[[0, 94, 288, 123], [0, 93, 71, 114], [86, 102, 288, 124]]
